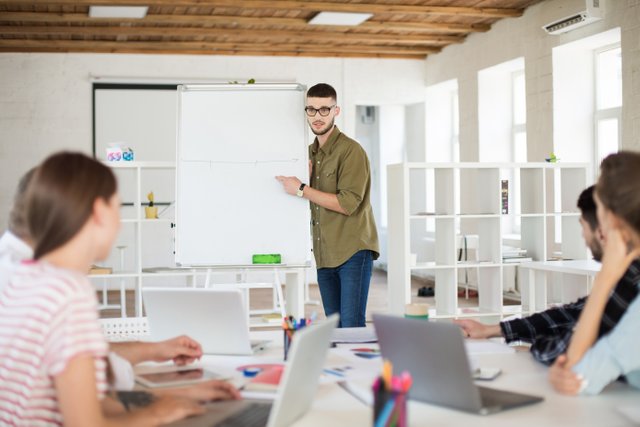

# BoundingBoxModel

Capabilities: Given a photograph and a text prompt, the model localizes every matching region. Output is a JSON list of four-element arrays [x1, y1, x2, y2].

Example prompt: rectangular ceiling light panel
[[308, 11, 373, 26]]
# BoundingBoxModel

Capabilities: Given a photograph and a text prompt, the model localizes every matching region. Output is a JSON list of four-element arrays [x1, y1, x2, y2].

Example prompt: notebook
[[168, 314, 339, 427], [373, 314, 543, 415], [142, 288, 268, 355]]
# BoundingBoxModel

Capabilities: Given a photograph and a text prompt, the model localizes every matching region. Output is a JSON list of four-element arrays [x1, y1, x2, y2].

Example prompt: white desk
[[519, 260, 601, 314], [138, 330, 640, 427]]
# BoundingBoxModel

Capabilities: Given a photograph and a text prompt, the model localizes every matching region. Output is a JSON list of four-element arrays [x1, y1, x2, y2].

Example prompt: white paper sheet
[[464, 339, 516, 355], [331, 327, 378, 344]]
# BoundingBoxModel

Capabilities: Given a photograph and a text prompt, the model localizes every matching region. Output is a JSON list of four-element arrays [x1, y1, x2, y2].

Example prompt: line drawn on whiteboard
[[181, 158, 300, 165]]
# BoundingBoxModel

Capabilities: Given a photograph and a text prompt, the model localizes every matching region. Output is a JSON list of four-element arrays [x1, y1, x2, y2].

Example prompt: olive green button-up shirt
[[309, 126, 380, 268]]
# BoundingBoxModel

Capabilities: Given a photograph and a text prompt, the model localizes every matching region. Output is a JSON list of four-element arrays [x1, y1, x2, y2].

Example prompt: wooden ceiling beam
[[0, 38, 436, 56], [0, 11, 490, 33], [0, 46, 425, 59], [3, 1, 524, 18], [0, 25, 463, 46]]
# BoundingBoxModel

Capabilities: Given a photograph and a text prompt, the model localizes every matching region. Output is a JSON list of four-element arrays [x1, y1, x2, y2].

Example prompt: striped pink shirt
[[0, 261, 108, 426]]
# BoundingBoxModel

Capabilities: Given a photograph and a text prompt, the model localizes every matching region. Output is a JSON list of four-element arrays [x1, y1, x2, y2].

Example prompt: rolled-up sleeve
[[335, 146, 369, 216], [573, 296, 640, 395]]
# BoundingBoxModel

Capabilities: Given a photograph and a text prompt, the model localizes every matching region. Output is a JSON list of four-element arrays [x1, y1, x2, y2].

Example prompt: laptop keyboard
[[216, 403, 272, 427]]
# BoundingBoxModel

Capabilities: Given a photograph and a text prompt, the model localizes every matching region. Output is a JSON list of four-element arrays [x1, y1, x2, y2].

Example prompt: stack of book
[[502, 247, 533, 264]]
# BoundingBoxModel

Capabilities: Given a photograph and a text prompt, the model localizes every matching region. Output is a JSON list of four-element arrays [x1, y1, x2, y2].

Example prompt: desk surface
[[138, 330, 639, 427], [520, 259, 601, 276]]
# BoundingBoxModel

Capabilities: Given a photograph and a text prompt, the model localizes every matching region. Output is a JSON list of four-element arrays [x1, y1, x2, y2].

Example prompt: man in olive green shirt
[[276, 83, 379, 327]]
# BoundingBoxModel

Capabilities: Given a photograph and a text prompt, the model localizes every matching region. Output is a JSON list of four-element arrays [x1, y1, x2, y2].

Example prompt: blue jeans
[[317, 250, 373, 328]]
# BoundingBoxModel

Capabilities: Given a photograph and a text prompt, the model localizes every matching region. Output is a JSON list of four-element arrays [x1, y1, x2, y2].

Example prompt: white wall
[[0, 53, 426, 231], [425, 0, 640, 165]]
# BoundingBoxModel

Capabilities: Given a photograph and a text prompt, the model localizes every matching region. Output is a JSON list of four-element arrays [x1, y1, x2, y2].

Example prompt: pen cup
[[373, 388, 407, 427]]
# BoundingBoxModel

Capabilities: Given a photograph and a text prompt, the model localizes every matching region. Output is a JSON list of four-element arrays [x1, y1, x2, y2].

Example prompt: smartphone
[[473, 367, 502, 381], [135, 368, 220, 388]]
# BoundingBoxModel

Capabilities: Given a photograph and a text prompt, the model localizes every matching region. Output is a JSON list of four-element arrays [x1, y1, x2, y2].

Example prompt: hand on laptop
[[453, 319, 502, 339], [549, 355, 583, 395], [153, 335, 203, 365], [160, 380, 242, 403], [143, 395, 206, 424]]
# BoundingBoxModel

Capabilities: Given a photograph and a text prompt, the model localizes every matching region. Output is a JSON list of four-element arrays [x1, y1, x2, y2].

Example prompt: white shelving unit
[[89, 161, 306, 324], [387, 162, 588, 319], [89, 161, 176, 317]]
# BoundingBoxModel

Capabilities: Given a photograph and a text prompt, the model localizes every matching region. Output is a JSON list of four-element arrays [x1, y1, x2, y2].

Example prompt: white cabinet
[[387, 162, 588, 319]]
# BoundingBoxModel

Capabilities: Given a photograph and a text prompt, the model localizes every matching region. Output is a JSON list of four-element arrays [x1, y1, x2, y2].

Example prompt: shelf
[[410, 214, 455, 219], [104, 161, 175, 169], [548, 212, 581, 216], [456, 262, 501, 268], [388, 161, 589, 317], [410, 262, 455, 270], [429, 307, 506, 320], [121, 218, 173, 224], [88, 272, 138, 279]]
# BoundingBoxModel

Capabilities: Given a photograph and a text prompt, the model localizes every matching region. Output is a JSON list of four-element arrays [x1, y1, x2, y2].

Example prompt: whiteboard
[[175, 84, 311, 266]]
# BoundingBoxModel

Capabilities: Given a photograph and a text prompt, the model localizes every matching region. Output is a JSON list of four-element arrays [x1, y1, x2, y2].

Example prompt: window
[[551, 28, 621, 245], [594, 45, 622, 173]]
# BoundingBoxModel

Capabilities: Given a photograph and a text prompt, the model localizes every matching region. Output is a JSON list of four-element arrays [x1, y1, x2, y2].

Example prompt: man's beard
[[310, 118, 335, 136]]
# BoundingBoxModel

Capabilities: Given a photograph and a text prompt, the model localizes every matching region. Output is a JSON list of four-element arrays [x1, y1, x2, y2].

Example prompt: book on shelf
[[501, 179, 509, 214], [88, 265, 112, 275], [502, 257, 533, 264], [502, 246, 527, 258]]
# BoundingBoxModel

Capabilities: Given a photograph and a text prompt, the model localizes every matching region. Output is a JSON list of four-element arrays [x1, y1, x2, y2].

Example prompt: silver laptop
[[169, 314, 339, 427], [373, 314, 543, 415], [143, 288, 268, 355]]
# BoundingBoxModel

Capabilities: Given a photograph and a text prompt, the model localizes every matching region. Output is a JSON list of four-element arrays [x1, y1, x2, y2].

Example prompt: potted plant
[[145, 191, 158, 219]]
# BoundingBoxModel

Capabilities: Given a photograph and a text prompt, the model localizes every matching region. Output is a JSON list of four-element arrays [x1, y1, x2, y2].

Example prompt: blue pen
[[323, 368, 345, 378], [374, 399, 395, 427]]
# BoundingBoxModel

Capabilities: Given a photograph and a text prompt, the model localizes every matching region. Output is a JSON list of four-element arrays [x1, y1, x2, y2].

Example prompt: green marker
[[252, 254, 282, 264]]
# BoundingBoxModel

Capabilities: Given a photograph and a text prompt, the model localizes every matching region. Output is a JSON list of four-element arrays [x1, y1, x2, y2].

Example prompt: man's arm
[[499, 298, 586, 344], [274, 175, 347, 215], [528, 327, 574, 365]]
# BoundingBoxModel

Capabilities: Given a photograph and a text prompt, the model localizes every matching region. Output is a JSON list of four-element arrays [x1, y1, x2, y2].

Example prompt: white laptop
[[143, 288, 268, 355], [168, 314, 339, 427], [374, 314, 543, 415]]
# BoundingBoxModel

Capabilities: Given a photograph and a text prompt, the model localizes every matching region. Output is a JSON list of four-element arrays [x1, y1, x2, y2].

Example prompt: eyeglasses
[[304, 105, 336, 117]]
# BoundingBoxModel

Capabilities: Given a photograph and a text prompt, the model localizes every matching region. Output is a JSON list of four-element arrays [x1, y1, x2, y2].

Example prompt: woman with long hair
[[550, 150, 640, 395], [0, 152, 219, 425]]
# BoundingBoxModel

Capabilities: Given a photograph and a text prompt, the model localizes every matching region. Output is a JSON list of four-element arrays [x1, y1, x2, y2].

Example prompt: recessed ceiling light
[[308, 11, 373, 26], [89, 6, 149, 19]]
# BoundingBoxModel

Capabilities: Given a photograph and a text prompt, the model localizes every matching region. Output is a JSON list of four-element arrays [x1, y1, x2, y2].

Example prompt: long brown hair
[[26, 152, 117, 259], [596, 150, 640, 234]]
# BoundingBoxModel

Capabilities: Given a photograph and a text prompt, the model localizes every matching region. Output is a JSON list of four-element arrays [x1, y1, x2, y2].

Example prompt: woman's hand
[[597, 228, 640, 290], [162, 380, 242, 403], [549, 355, 583, 395], [144, 395, 205, 425]]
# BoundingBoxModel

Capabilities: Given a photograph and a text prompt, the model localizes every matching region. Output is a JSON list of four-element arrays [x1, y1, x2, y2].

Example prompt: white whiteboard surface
[[175, 84, 311, 266]]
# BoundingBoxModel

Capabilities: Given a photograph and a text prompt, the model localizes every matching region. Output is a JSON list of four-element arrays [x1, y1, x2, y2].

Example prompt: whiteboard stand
[[304, 269, 321, 306], [197, 265, 305, 325]]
